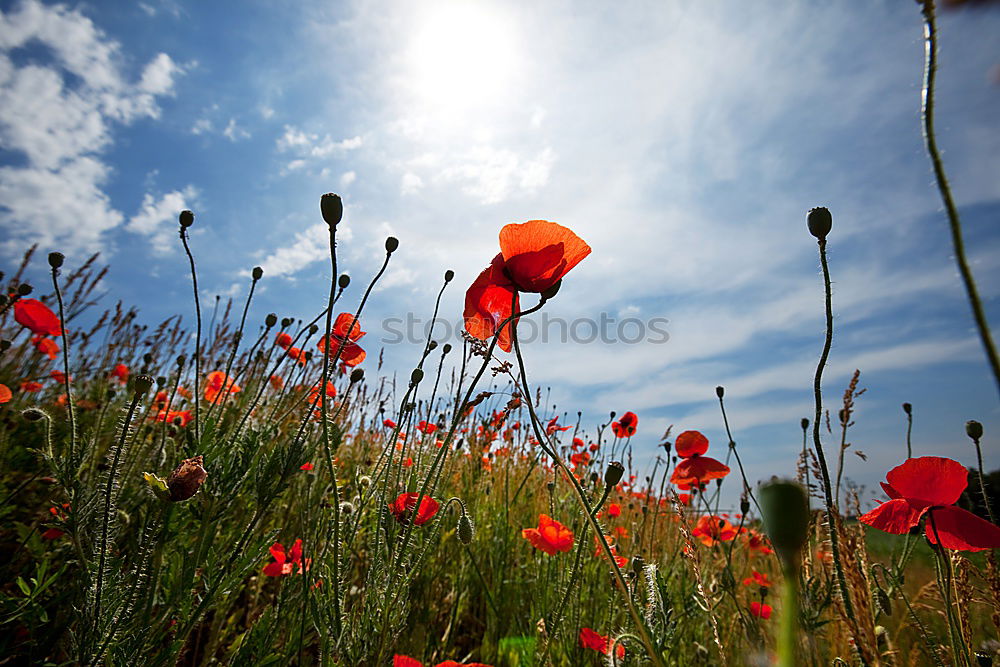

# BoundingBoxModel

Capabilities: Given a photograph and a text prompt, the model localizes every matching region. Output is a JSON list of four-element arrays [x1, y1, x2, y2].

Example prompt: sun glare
[[405, 2, 519, 120]]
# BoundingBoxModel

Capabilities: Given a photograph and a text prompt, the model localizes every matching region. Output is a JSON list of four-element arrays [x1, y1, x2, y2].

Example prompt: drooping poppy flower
[[275, 331, 293, 348], [0, 384, 11, 404], [109, 363, 129, 384], [262, 539, 310, 576], [859, 456, 1000, 551], [691, 515, 738, 547], [607, 503, 622, 518], [13, 298, 62, 336], [317, 313, 366, 367], [384, 418, 398, 429], [743, 570, 771, 587], [579, 627, 625, 658], [417, 420, 437, 434], [670, 430, 730, 486], [611, 411, 638, 438], [389, 493, 439, 526], [464, 220, 591, 353], [750, 602, 773, 619], [20, 381, 43, 393], [522, 514, 574, 555], [204, 371, 240, 404], [31, 335, 59, 360]]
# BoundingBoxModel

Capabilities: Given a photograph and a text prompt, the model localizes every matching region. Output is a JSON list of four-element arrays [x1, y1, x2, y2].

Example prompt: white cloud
[[252, 221, 355, 279], [223, 117, 250, 141], [0, 0, 183, 256], [191, 117, 212, 135], [126, 186, 198, 255], [274, 124, 362, 175], [401, 172, 423, 195], [340, 170, 357, 187]]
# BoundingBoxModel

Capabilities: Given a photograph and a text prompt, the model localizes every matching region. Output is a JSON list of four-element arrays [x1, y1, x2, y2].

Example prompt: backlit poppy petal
[[924, 505, 1000, 552], [498, 220, 591, 293], [670, 455, 729, 486], [332, 312, 366, 341], [858, 498, 920, 535], [0, 384, 11, 404], [675, 430, 709, 458], [13, 298, 63, 336], [463, 254, 519, 353], [393, 657, 423, 667], [885, 457, 967, 507]]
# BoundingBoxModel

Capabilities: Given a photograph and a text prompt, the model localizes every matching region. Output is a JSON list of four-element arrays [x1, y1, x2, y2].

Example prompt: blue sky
[[1, 0, 998, 508]]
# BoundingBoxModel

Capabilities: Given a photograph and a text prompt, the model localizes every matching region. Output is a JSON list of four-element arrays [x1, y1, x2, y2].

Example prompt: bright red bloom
[[570, 451, 590, 467], [611, 411, 638, 438], [745, 530, 774, 556], [389, 493, 439, 526], [0, 384, 10, 404], [300, 462, 314, 471], [750, 602, 772, 619], [110, 363, 129, 384], [743, 570, 771, 587], [269, 374, 284, 390], [317, 313, 366, 367], [464, 220, 591, 353], [417, 420, 437, 434], [14, 298, 62, 336], [607, 503, 622, 518], [286, 346, 307, 365], [262, 539, 310, 576], [691, 515, 738, 547], [308, 381, 338, 407], [522, 514, 574, 555], [545, 416, 571, 434], [153, 410, 194, 427], [670, 430, 730, 486], [393, 658, 423, 667], [204, 371, 240, 404], [579, 627, 625, 658], [20, 381, 43, 393], [859, 456, 1000, 551], [275, 331, 293, 348], [50, 370, 70, 384], [31, 335, 59, 360], [384, 419, 397, 429]]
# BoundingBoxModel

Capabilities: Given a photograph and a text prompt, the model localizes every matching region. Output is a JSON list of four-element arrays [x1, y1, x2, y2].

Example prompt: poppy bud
[[167, 455, 207, 501], [48, 252, 64, 269], [428, 340, 438, 351], [759, 585, 769, 598], [590, 471, 599, 485], [444, 269, 454, 282], [604, 461, 625, 488], [541, 280, 561, 300], [800, 418, 809, 430], [22, 408, 47, 422], [265, 313, 277, 327], [410, 368, 424, 385], [338, 273, 350, 289], [715, 385, 724, 398], [340, 501, 355, 514], [546, 481, 555, 493], [740, 496, 750, 515], [320, 193, 343, 227], [281, 317, 294, 328], [176, 354, 186, 367], [156, 376, 166, 387], [179, 210, 194, 228], [252, 266, 263, 281], [759, 480, 809, 569], [966, 420, 983, 441], [902, 402, 912, 415], [876, 587, 892, 616], [0, 339, 11, 352], [309, 324, 319, 335], [144, 352, 154, 364], [442, 343, 452, 354], [457, 511, 474, 544], [134, 375, 154, 395], [807, 207, 832, 239], [350, 368, 364, 383], [385, 236, 399, 253], [17, 283, 32, 296]]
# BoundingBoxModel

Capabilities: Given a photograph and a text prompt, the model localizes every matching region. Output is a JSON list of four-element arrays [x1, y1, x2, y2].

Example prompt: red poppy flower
[[20, 381, 43, 393], [110, 363, 129, 384], [0, 384, 10, 404], [670, 430, 730, 486], [417, 420, 437, 434], [262, 539, 310, 576], [745, 530, 774, 556], [300, 462, 314, 471], [394, 658, 423, 667], [611, 411, 638, 438], [579, 627, 625, 658], [859, 456, 1000, 551], [464, 220, 591, 353], [522, 514, 574, 555], [607, 503, 622, 518], [691, 515, 738, 547], [750, 601, 773, 619], [14, 298, 62, 336], [31, 336, 59, 360], [743, 570, 771, 587], [204, 371, 240, 404], [545, 416, 571, 434], [308, 381, 338, 407], [269, 374, 284, 390], [317, 313, 366, 367], [50, 370, 70, 384], [286, 346, 307, 365], [275, 332, 293, 348], [570, 451, 591, 467], [153, 410, 194, 427], [389, 493, 439, 526]]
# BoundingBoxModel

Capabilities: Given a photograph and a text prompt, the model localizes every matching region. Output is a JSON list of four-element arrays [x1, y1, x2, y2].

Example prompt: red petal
[[262, 561, 285, 576], [269, 542, 286, 563], [338, 342, 366, 367], [886, 457, 966, 507], [393, 657, 424, 667], [859, 498, 920, 534], [289, 538, 303, 562], [498, 220, 591, 293], [0, 384, 11, 404], [332, 313, 365, 341], [670, 455, 729, 486], [13, 299, 63, 336], [675, 430, 709, 458], [463, 254, 518, 353], [924, 506, 1000, 551], [880, 481, 901, 499]]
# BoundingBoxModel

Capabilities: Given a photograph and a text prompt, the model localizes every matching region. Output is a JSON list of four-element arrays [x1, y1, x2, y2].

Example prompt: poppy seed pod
[[759, 480, 809, 569], [179, 210, 194, 228], [604, 461, 625, 488], [457, 511, 474, 544], [252, 266, 263, 281], [350, 368, 364, 383], [410, 368, 424, 385], [442, 343, 452, 354], [167, 455, 208, 502], [320, 193, 343, 227], [966, 420, 983, 441], [176, 354, 186, 367], [716, 385, 724, 398], [385, 236, 399, 253], [800, 418, 809, 430], [133, 375, 154, 395], [740, 496, 750, 515], [48, 252, 64, 269], [444, 269, 454, 282], [338, 273, 350, 289], [281, 317, 293, 328], [308, 324, 319, 335], [265, 313, 277, 327], [807, 207, 832, 239], [902, 402, 912, 415], [17, 283, 32, 296]]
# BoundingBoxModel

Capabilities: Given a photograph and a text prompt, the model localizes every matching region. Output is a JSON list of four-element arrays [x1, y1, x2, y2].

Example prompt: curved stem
[[51, 266, 77, 460], [180, 227, 202, 443]]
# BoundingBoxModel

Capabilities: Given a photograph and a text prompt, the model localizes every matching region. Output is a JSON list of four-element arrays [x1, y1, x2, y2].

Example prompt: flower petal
[[859, 498, 920, 535], [924, 505, 1000, 552], [885, 457, 967, 507], [463, 254, 518, 353], [675, 430, 709, 458]]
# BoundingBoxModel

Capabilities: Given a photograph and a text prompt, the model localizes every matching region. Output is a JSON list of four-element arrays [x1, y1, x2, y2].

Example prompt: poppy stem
[[50, 262, 77, 461], [927, 511, 970, 667], [179, 222, 202, 444], [920, 0, 1000, 399], [206, 269, 260, 421], [716, 393, 763, 518], [968, 432, 995, 524]]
